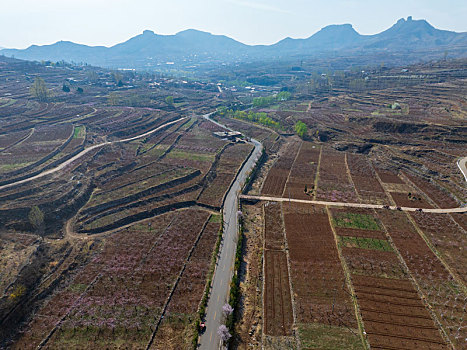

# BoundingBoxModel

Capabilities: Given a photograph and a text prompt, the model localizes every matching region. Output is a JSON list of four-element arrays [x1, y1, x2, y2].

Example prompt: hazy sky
[[2, 0, 467, 49]]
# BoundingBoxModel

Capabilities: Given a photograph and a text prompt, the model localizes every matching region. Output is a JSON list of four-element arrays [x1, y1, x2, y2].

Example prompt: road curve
[[199, 114, 263, 350], [457, 157, 467, 182], [0, 117, 186, 192]]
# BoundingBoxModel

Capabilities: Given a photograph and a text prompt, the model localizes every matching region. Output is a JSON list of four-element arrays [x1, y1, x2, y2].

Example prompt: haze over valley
[[2, 17, 467, 72]]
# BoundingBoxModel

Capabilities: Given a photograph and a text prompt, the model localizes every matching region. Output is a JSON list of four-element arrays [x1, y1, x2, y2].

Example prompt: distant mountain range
[[2, 17, 466, 70]]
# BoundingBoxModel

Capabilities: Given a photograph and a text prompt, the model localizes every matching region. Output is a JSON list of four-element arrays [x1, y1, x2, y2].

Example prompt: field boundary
[[145, 214, 212, 349], [282, 140, 302, 197], [345, 153, 361, 203], [0, 117, 186, 191], [0, 127, 34, 154], [280, 202, 300, 348], [37, 273, 102, 349], [377, 212, 454, 349], [312, 146, 322, 200], [404, 211, 467, 295], [0, 125, 75, 180], [326, 206, 370, 349]]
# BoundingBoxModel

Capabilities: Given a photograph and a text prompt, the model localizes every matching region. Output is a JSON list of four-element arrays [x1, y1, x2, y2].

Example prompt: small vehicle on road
[[396, 207, 402, 211], [199, 322, 206, 333], [416, 208, 423, 212]]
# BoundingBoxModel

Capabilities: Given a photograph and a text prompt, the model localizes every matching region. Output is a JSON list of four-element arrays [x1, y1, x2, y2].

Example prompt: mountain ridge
[[2, 17, 466, 69]]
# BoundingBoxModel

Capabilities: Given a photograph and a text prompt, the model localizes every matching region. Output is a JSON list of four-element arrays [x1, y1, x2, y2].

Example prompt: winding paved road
[[199, 115, 263, 350], [458, 157, 467, 182], [0, 117, 186, 192]]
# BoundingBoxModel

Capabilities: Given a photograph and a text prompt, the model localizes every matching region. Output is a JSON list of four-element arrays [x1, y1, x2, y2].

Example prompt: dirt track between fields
[[240, 194, 467, 213], [0, 118, 186, 191]]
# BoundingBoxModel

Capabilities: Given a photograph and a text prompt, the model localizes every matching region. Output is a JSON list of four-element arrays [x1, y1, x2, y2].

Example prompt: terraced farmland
[[0, 57, 253, 348], [1, 49, 466, 350]]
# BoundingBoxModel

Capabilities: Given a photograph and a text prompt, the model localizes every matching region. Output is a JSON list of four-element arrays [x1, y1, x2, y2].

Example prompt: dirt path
[[240, 194, 467, 213], [247, 156, 467, 212], [0, 127, 34, 154], [0, 118, 186, 191]]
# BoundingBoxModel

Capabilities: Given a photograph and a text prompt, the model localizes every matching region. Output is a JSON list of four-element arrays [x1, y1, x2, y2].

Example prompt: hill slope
[[2, 17, 466, 68]]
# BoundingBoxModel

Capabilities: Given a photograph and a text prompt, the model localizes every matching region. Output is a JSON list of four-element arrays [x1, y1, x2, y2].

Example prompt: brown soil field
[[450, 213, 467, 231], [390, 191, 434, 208], [315, 149, 358, 203], [376, 210, 452, 280], [403, 172, 459, 209], [342, 247, 407, 279], [375, 169, 405, 184], [347, 154, 385, 193], [263, 202, 285, 250], [352, 275, 448, 350], [233, 202, 264, 349], [150, 220, 220, 349], [376, 209, 467, 348], [282, 204, 356, 328], [14, 210, 210, 349], [262, 201, 294, 337], [260, 168, 289, 197], [263, 250, 294, 336], [283, 142, 320, 200], [347, 154, 391, 205], [328, 205, 450, 350], [411, 211, 467, 285], [261, 140, 300, 196]]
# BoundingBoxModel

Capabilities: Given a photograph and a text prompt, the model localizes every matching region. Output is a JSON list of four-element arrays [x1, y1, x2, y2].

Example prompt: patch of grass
[[87, 168, 187, 207], [333, 213, 381, 231], [0, 162, 32, 173], [68, 283, 88, 293], [339, 236, 393, 251], [73, 125, 85, 139], [54, 324, 152, 347], [209, 214, 221, 223], [131, 222, 156, 232], [145, 146, 166, 158], [154, 313, 196, 349], [282, 109, 306, 113], [181, 117, 196, 130], [298, 323, 364, 350], [0, 98, 16, 108], [167, 150, 214, 162]]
